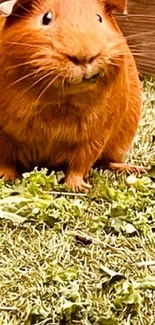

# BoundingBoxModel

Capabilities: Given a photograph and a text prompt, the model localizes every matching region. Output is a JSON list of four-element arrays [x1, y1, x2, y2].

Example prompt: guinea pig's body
[[0, 0, 143, 190]]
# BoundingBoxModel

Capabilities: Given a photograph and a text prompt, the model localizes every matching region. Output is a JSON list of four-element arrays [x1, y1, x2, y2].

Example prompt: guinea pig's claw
[[65, 173, 92, 192], [0, 165, 19, 181], [108, 162, 147, 174]]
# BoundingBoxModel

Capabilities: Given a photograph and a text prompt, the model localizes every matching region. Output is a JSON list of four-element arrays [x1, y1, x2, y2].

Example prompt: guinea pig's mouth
[[59, 73, 101, 95], [83, 73, 101, 83], [66, 72, 102, 86], [50, 70, 103, 95]]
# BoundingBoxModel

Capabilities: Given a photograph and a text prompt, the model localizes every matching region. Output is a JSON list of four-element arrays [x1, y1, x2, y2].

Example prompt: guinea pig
[[0, 0, 145, 191]]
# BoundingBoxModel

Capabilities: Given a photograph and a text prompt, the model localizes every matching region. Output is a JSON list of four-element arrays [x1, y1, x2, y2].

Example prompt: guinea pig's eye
[[96, 14, 102, 23], [42, 12, 53, 25]]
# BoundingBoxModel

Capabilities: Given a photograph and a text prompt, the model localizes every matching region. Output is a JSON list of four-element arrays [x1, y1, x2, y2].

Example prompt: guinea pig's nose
[[67, 53, 99, 65]]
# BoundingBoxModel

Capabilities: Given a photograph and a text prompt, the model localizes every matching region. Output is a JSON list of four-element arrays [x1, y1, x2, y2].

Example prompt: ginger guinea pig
[[0, 0, 144, 191]]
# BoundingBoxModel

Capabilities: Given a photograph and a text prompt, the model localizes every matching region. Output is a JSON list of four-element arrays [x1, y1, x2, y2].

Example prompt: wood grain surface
[[115, 0, 155, 75]]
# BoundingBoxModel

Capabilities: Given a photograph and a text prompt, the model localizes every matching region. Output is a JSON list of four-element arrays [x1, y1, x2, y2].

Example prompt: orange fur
[[0, 0, 142, 190]]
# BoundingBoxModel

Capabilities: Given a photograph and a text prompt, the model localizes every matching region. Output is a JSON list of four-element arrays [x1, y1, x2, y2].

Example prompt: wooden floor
[[115, 0, 155, 75]]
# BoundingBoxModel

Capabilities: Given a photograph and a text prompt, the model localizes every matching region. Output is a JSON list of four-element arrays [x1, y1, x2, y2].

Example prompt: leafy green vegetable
[[0, 78, 155, 324]]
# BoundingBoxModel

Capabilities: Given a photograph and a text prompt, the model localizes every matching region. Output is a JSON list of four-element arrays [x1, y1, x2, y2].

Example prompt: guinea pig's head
[[0, 0, 127, 96]]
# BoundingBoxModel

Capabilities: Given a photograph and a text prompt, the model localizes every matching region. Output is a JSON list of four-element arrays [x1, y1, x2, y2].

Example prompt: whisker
[[132, 54, 155, 60], [134, 59, 155, 68], [61, 77, 66, 96], [57, 76, 66, 105], [125, 30, 155, 41], [19, 70, 58, 100], [108, 61, 120, 67], [129, 42, 155, 48], [18, 3, 31, 14], [115, 50, 147, 56], [10, 71, 38, 87], [8, 60, 59, 72], [57, 79, 63, 107], [6, 41, 40, 49], [112, 38, 155, 50], [11, 13, 24, 18], [114, 52, 149, 58], [37, 73, 61, 100], [117, 14, 155, 18], [7, 60, 45, 70]]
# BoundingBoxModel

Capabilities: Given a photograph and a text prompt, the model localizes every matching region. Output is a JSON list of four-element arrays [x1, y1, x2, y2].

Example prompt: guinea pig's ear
[[104, 0, 127, 14], [0, 0, 17, 17]]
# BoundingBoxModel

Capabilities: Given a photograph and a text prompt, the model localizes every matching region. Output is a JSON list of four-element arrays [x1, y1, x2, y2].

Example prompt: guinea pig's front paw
[[65, 172, 92, 192], [0, 165, 19, 181]]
